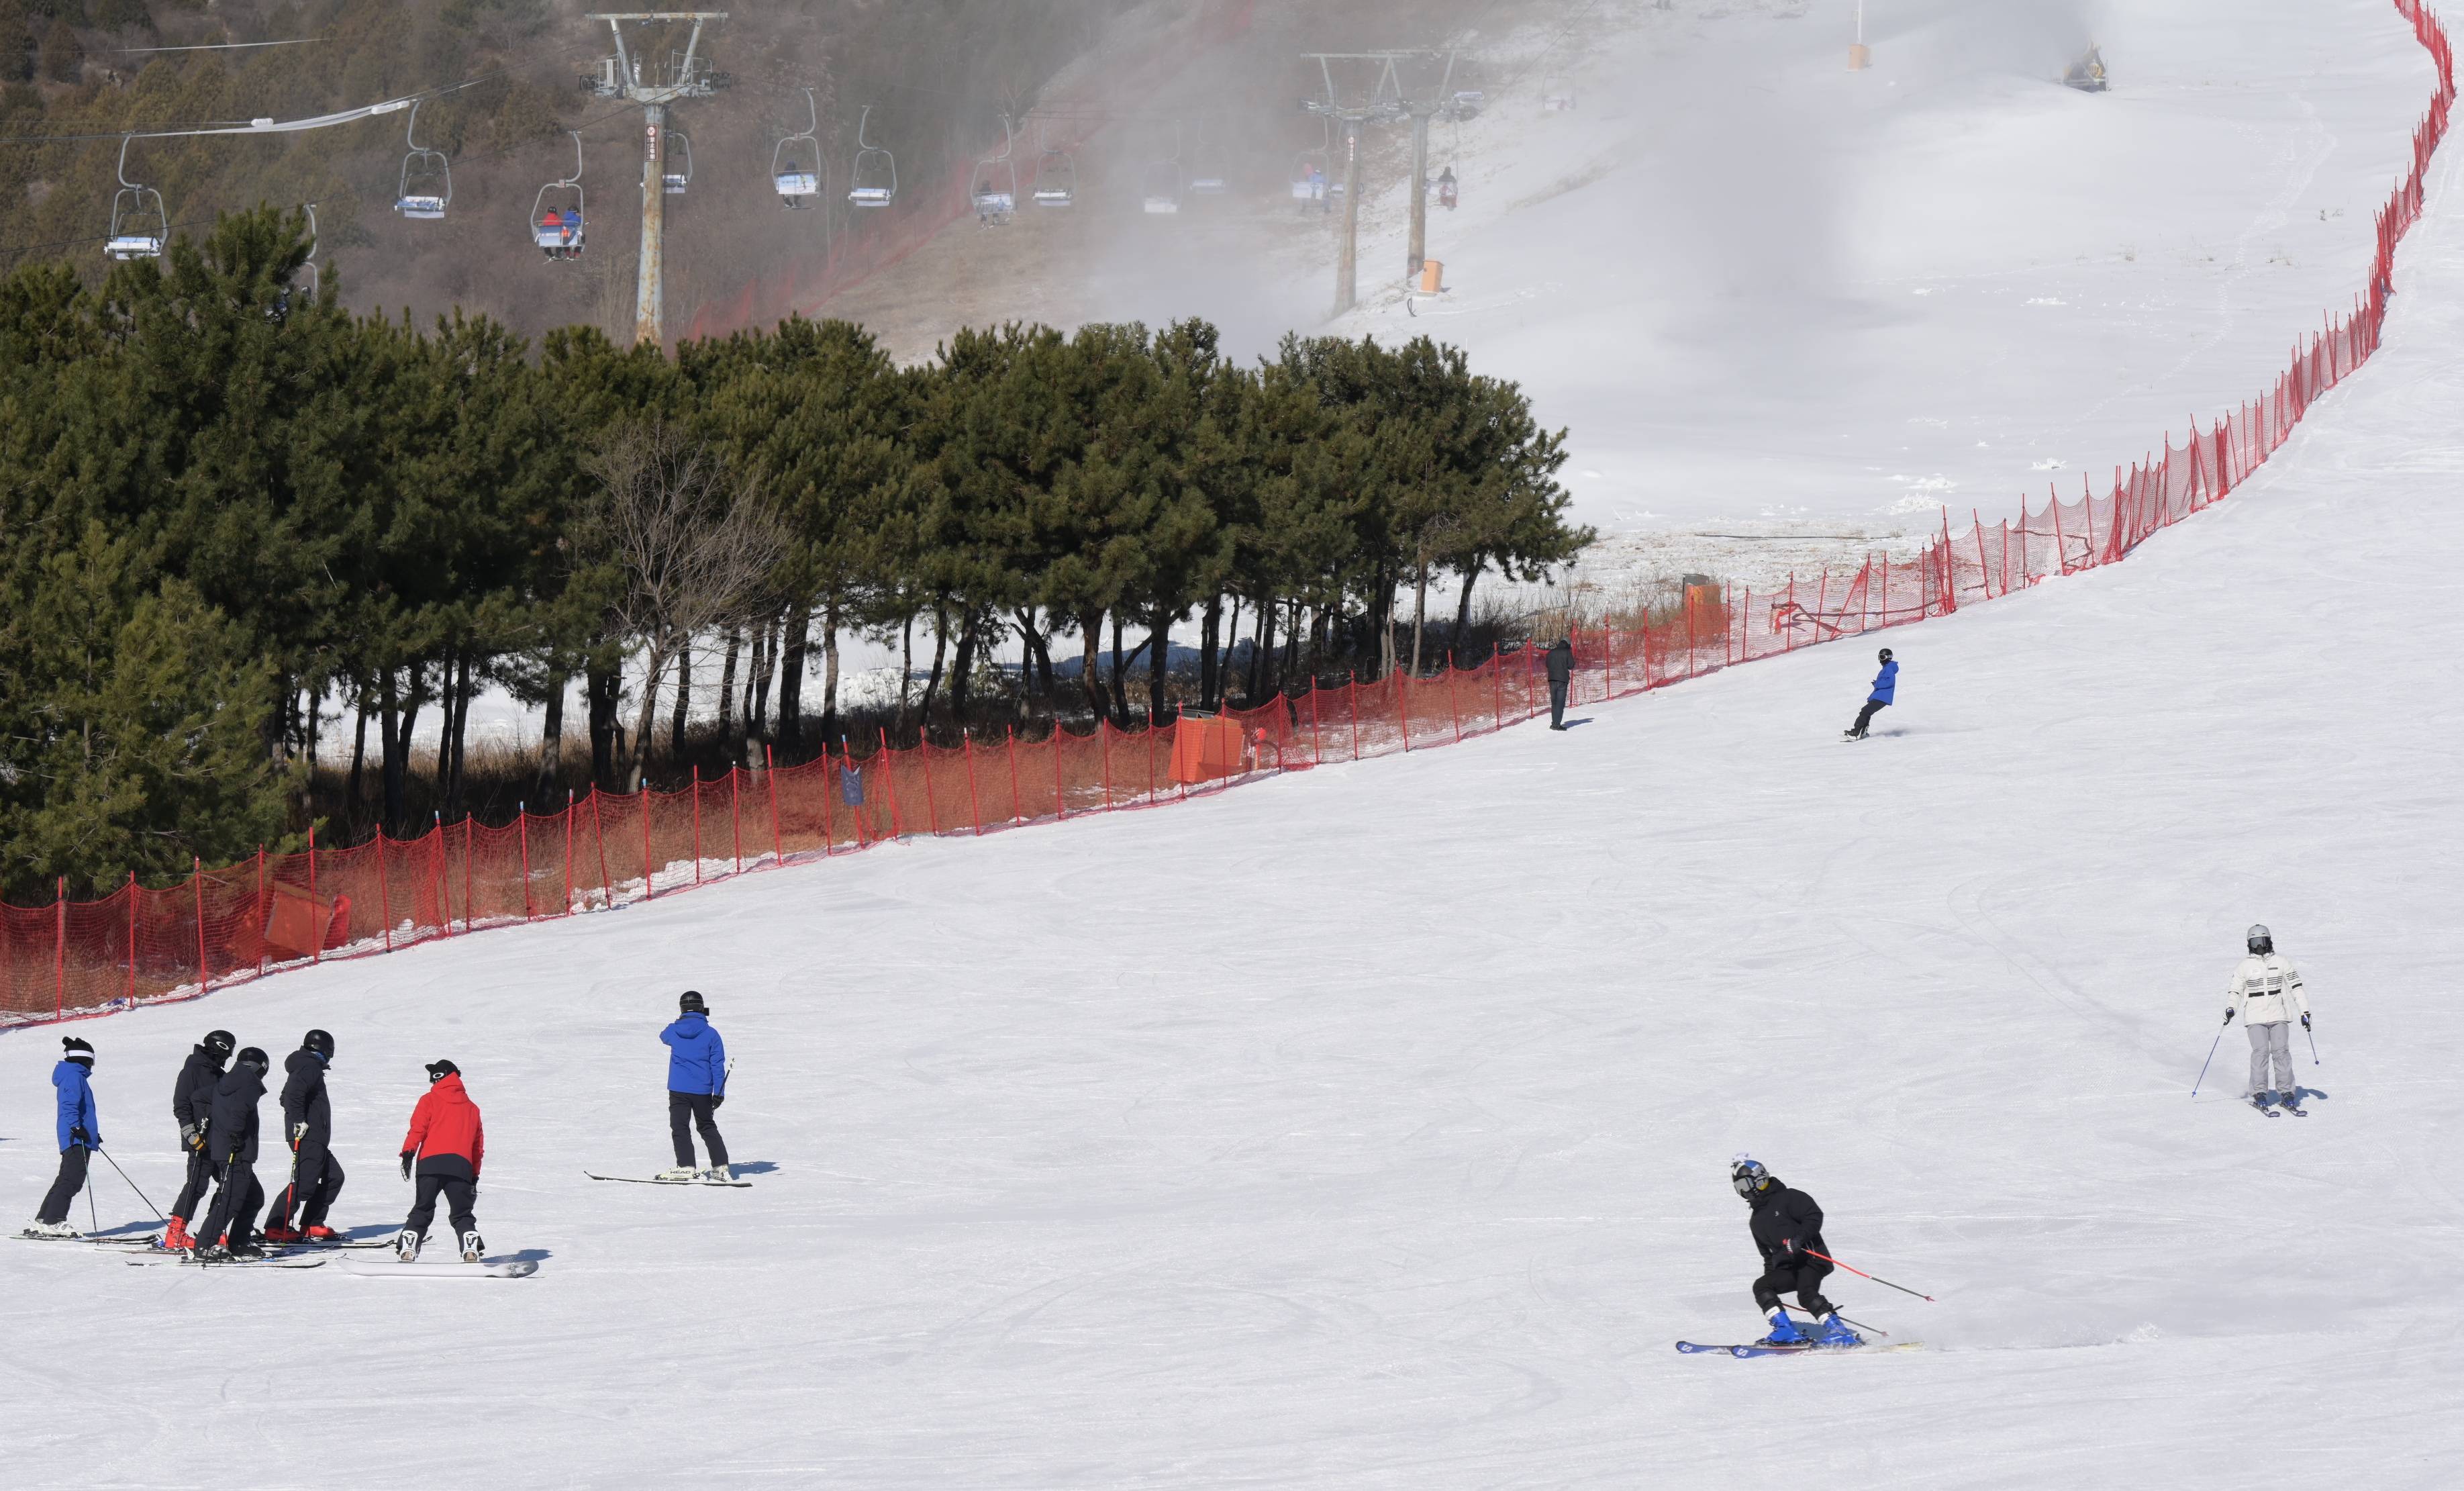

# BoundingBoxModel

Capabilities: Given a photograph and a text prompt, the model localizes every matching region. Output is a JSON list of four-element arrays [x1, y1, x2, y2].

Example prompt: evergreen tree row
[[0, 209, 1587, 900]]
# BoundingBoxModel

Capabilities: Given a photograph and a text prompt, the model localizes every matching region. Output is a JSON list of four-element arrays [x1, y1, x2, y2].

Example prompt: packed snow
[[9, 2, 2463, 1486]]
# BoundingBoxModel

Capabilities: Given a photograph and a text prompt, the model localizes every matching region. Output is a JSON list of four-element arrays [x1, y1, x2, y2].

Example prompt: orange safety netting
[[2, 1, 2447, 1030]]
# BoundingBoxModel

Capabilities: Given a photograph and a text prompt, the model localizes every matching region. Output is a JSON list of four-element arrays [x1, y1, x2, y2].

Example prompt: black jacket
[[1544, 640, 1574, 685], [277, 1050, 332, 1145], [206, 1066, 266, 1168], [1748, 1182, 1829, 1269], [171, 1045, 226, 1131]]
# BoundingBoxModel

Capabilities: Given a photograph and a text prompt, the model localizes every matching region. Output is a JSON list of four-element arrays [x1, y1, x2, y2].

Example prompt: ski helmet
[[61, 1036, 95, 1066], [679, 990, 707, 1015], [1730, 1153, 1775, 1200], [303, 1028, 335, 1061], [236, 1046, 269, 1073], [1877, 647, 1893, 663], [204, 1030, 236, 1060], [2247, 924, 2273, 956], [425, 1059, 459, 1083]]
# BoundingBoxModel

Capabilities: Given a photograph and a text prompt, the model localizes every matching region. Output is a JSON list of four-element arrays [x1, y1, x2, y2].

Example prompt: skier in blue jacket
[[1845, 647, 1897, 740], [658, 991, 731, 1181], [26, 1037, 103, 1237]]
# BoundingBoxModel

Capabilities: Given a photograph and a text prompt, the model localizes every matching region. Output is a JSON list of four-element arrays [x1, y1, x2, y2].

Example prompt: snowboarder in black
[[195, 1047, 270, 1259], [1734, 1155, 1861, 1347], [261, 1030, 344, 1243], [1544, 638, 1574, 730], [164, 1030, 234, 1251]]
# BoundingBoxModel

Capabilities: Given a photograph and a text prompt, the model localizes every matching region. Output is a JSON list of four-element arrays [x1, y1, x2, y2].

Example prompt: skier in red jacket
[[394, 1059, 485, 1262]]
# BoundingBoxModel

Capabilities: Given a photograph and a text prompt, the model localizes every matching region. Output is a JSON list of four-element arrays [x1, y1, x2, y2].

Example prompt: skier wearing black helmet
[[2224, 924, 2310, 1114], [195, 1047, 270, 1258], [262, 1030, 345, 1242], [1731, 1155, 1861, 1347], [164, 1030, 234, 1251], [1844, 648, 1897, 740], [660, 990, 731, 1182]]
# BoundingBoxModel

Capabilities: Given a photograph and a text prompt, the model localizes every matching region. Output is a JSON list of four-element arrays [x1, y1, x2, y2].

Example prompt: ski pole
[[1806, 1249, 1934, 1302], [2304, 1022, 2320, 1067], [97, 1147, 165, 1221], [2191, 1026, 2225, 1096]]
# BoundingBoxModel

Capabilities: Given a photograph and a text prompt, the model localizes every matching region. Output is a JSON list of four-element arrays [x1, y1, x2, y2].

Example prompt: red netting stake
[[1490, 648, 1502, 730], [56, 875, 68, 1015], [518, 803, 533, 921], [1052, 724, 1068, 821], [461, 817, 472, 934], [374, 833, 393, 951], [254, 845, 267, 975], [125, 871, 136, 1003], [731, 764, 745, 872], [922, 738, 942, 835], [1144, 716, 1159, 804], [881, 728, 903, 837], [765, 747, 782, 865], [591, 789, 611, 910], [688, 766, 701, 886], [1447, 653, 1462, 742], [1348, 674, 1361, 759], [1099, 720, 1115, 810], [1308, 676, 1324, 763], [820, 744, 836, 854], [561, 790, 575, 918], [965, 728, 985, 834], [1005, 724, 1022, 825], [1399, 669, 1412, 753]]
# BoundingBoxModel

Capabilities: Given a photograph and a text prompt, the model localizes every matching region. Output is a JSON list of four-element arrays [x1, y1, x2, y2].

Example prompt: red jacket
[[400, 1073, 485, 1178]]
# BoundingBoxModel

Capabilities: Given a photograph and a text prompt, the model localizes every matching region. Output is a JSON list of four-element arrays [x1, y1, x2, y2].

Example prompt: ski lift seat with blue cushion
[[106, 232, 162, 260], [396, 194, 448, 220], [848, 183, 893, 207], [775, 170, 819, 198]]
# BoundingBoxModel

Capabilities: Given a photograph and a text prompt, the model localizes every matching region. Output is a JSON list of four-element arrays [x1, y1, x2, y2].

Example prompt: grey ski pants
[[2247, 1020, 2296, 1096]]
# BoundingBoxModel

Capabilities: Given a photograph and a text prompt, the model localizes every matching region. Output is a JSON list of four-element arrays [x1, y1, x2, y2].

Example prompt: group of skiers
[[23, 990, 734, 1264], [1535, 640, 1898, 739]]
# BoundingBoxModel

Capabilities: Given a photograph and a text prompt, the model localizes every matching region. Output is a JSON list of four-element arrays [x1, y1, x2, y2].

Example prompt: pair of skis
[[1676, 1338, 1922, 1358], [585, 1170, 750, 1188], [2252, 1094, 2308, 1118]]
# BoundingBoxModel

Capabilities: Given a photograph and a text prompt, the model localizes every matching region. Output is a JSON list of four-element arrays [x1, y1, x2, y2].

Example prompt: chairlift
[[1449, 89, 1484, 121], [105, 136, 166, 261], [1142, 122, 1183, 215], [662, 126, 693, 195], [297, 203, 319, 299], [970, 113, 1017, 222], [848, 104, 896, 207], [393, 99, 451, 220], [1289, 117, 1338, 211], [1187, 118, 1227, 195], [530, 130, 586, 260], [773, 86, 824, 209], [1030, 115, 1076, 207]]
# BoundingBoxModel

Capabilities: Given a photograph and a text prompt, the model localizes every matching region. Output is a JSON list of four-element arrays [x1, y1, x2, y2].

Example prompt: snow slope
[[10, 13, 2464, 1491]]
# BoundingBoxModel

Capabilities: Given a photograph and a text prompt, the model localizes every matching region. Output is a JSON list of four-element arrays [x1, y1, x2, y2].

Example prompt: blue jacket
[[1869, 659, 1898, 704], [53, 1060, 100, 1152], [661, 1013, 727, 1095]]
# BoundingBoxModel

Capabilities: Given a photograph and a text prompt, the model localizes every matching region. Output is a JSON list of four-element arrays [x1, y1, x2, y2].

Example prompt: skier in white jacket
[[2223, 924, 2309, 1111]]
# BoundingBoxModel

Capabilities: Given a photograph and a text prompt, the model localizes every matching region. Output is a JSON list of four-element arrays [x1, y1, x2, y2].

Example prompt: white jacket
[[2228, 953, 2308, 1024]]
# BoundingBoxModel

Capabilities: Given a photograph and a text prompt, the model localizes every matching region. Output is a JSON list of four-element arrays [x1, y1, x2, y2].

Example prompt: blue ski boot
[[1814, 1312, 1863, 1348], [1757, 1308, 1808, 1347]]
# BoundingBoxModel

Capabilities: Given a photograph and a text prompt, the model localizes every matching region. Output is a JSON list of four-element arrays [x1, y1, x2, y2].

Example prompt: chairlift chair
[[530, 131, 586, 260], [1187, 119, 1226, 195], [105, 136, 166, 260], [1449, 89, 1484, 120], [1290, 119, 1339, 210], [848, 103, 897, 207], [1031, 117, 1076, 207], [773, 86, 824, 209], [662, 127, 693, 195], [1142, 122, 1183, 215], [971, 113, 1017, 222], [393, 99, 451, 220]]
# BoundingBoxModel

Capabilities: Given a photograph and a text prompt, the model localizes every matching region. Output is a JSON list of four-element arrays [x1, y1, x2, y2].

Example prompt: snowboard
[[585, 1170, 752, 1188], [342, 1255, 538, 1280]]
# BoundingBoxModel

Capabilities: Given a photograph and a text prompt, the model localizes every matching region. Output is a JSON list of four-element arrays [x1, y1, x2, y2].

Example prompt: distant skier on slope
[[1545, 637, 1574, 730], [164, 1030, 234, 1251], [660, 991, 732, 1182], [396, 1059, 485, 1263], [1732, 1155, 1862, 1347], [261, 1030, 344, 1243], [23, 1038, 102, 1239], [1844, 647, 1896, 740], [2224, 924, 2310, 1114], [195, 1047, 271, 1259]]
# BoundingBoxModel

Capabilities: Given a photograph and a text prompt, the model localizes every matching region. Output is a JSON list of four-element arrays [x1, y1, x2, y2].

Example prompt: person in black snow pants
[[660, 990, 731, 1182], [196, 1047, 270, 1258], [24, 1037, 103, 1238], [1733, 1155, 1862, 1347], [164, 1030, 234, 1251], [1544, 638, 1574, 730], [1845, 647, 1896, 740], [262, 1030, 344, 1243]]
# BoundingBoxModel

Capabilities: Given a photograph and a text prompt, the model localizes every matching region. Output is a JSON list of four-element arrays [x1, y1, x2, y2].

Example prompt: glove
[[400, 1151, 415, 1182], [179, 1121, 201, 1151], [70, 1125, 89, 1146], [1774, 1237, 1797, 1260], [710, 1094, 725, 1110], [292, 1122, 308, 1147], [2301, 1013, 2312, 1030], [2222, 1009, 2235, 1026]]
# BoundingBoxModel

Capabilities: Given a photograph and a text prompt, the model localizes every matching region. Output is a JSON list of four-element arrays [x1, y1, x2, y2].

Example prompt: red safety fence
[[2, 1, 2449, 1030]]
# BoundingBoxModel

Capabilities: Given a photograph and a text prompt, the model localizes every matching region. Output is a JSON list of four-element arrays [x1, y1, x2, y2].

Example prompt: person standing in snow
[[24, 1037, 103, 1238], [2224, 924, 2310, 1112], [1732, 1155, 1861, 1348], [1845, 647, 1897, 739], [195, 1046, 270, 1258], [261, 1030, 344, 1243], [396, 1059, 485, 1262], [164, 1030, 232, 1251], [660, 991, 732, 1181], [1544, 637, 1575, 730]]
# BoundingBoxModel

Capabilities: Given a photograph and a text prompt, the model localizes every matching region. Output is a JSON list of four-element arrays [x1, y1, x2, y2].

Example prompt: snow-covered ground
[[11, 5, 2462, 1486]]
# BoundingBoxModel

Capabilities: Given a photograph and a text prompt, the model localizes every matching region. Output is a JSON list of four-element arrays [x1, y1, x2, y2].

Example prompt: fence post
[[1053, 724, 1069, 821], [923, 740, 942, 835], [462, 818, 473, 933], [964, 729, 985, 834], [881, 728, 903, 838], [518, 804, 533, 920], [561, 790, 575, 918], [765, 747, 783, 865], [255, 845, 268, 974], [731, 765, 744, 873], [307, 822, 319, 960], [591, 789, 611, 909], [1491, 649, 1503, 728], [1005, 724, 1022, 825], [1447, 654, 1462, 743], [1310, 679, 1324, 763], [687, 767, 700, 886], [56, 876, 68, 1015], [1348, 674, 1361, 759], [126, 871, 136, 1004], [1099, 720, 1114, 810]]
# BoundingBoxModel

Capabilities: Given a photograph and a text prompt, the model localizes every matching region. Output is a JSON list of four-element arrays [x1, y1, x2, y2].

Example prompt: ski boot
[[193, 1243, 232, 1262], [1757, 1308, 1808, 1347], [19, 1219, 78, 1239], [303, 1224, 342, 1243], [654, 1165, 700, 1182], [459, 1230, 485, 1263], [260, 1224, 303, 1245], [703, 1163, 734, 1184], [1814, 1312, 1863, 1348], [393, 1228, 422, 1263], [226, 1237, 268, 1260], [161, 1216, 193, 1251]]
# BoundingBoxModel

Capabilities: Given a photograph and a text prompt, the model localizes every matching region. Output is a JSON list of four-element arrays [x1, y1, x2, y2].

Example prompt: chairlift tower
[[584, 11, 726, 348], [1303, 51, 1455, 317]]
